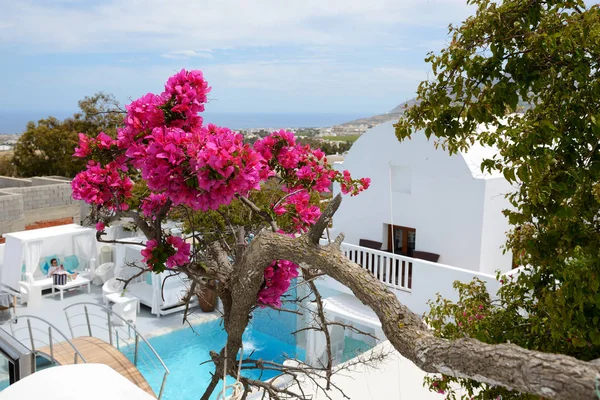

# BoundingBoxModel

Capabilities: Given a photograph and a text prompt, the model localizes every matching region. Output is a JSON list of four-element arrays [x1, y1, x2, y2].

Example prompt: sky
[[0, 0, 475, 116]]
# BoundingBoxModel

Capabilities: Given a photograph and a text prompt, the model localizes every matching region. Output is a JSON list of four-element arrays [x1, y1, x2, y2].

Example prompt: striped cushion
[[53, 274, 67, 286]]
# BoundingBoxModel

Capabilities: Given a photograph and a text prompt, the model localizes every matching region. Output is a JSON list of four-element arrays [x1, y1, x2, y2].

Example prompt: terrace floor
[[287, 340, 459, 399], [4, 282, 457, 400], [4, 284, 220, 340]]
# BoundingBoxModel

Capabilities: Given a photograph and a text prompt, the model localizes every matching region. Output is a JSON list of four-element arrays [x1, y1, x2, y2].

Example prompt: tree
[[12, 93, 123, 178], [297, 137, 354, 156], [0, 152, 15, 176], [395, 0, 600, 398], [74, 69, 600, 400]]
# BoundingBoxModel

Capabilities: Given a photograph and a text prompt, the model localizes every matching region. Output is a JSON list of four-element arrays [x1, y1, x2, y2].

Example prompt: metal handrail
[[63, 302, 170, 399], [9, 315, 87, 364]]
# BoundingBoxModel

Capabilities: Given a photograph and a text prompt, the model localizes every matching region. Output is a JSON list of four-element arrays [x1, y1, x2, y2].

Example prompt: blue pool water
[[124, 318, 305, 400], [0, 318, 373, 398], [0, 281, 375, 397]]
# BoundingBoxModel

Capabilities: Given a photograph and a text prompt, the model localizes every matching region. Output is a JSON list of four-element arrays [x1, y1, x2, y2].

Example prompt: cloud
[[4, 59, 425, 113], [372, 67, 428, 82], [0, 0, 477, 114], [200, 60, 426, 102], [161, 50, 213, 60], [0, 0, 473, 53]]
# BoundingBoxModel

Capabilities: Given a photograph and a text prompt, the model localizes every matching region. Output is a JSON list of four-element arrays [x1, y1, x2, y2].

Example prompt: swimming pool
[[127, 317, 305, 400], [0, 315, 374, 398], [127, 313, 374, 400]]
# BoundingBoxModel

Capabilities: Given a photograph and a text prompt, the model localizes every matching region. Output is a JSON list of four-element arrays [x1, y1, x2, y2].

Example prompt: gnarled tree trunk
[[202, 195, 600, 400]]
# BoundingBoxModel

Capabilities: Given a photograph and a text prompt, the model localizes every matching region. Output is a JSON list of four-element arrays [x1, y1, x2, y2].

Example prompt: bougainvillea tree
[[72, 69, 368, 280], [72, 69, 370, 397], [73, 70, 600, 399]]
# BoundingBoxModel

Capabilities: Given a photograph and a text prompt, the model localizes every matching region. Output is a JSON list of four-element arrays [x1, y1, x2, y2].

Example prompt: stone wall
[[31, 176, 70, 186], [0, 191, 25, 234], [0, 176, 82, 237], [0, 177, 31, 188], [4, 184, 76, 211]]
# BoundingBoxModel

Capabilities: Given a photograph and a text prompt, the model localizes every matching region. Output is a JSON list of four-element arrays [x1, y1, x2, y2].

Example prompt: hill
[[334, 98, 417, 128], [335, 94, 530, 130]]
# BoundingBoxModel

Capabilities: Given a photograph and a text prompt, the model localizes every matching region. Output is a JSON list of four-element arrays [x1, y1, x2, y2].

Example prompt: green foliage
[[295, 128, 320, 137], [425, 257, 600, 399], [0, 153, 15, 176], [320, 134, 361, 143], [297, 137, 354, 155], [395, 0, 600, 398], [175, 179, 326, 252], [244, 134, 354, 155], [12, 93, 123, 178]]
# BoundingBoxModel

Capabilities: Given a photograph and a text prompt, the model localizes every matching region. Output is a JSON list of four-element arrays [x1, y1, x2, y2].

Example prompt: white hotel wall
[[334, 121, 494, 271], [479, 178, 515, 275], [0, 243, 4, 270]]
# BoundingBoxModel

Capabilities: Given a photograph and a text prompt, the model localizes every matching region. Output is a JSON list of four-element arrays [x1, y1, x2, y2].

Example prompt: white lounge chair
[[18, 282, 31, 305], [102, 278, 124, 306], [23, 272, 53, 291], [95, 262, 115, 285], [19, 280, 44, 306], [112, 298, 137, 326]]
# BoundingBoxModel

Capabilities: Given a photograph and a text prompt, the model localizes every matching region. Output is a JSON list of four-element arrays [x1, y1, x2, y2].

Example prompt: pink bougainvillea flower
[[96, 132, 114, 150], [74, 133, 92, 158], [141, 239, 159, 267], [71, 68, 371, 308], [165, 235, 191, 268], [71, 160, 133, 211], [257, 259, 299, 308]]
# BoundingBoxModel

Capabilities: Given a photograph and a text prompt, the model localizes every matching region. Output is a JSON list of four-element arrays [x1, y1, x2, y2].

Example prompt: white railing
[[322, 240, 502, 315], [339, 243, 413, 292], [9, 315, 87, 365], [63, 302, 169, 399]]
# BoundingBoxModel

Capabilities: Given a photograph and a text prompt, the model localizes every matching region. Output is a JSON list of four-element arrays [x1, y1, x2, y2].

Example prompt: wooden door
[[387, 225, 416, 256]]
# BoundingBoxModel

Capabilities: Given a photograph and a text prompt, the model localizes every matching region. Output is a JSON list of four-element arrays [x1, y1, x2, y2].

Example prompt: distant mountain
[[334, 98, 417, 128], [336, 94, 530, 129], [389, 97, 421, 114]]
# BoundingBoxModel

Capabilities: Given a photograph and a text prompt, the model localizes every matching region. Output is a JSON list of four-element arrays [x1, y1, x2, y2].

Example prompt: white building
[[331, 121, 516, 276]]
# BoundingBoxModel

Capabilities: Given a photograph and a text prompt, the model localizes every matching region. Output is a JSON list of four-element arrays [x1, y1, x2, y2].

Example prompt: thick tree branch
[[237, 195, 279, 232], [95, 236, 146, 247], [197, 195, 600, 399], [115, 209, 155, 239], [244, 230, 600, 400], [307, 194, 341, 245], [204, 241, 234, 283]]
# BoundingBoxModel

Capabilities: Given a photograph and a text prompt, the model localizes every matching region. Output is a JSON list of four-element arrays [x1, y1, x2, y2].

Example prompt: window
[[386, 224, 416, 256], [390, 165, 411, 194]]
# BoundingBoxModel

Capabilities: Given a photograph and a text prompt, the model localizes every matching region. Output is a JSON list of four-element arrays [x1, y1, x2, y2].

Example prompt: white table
[[52, 276, 91, 300], [105, 292, 140, 314]]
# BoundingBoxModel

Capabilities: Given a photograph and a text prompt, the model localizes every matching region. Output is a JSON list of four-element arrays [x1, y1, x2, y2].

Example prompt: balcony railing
[[322, 240, 503, 315], [340, 243, 413, 292]]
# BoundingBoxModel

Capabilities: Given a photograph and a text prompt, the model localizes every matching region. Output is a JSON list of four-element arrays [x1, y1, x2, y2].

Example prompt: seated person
[[48, 258, 78, 284]]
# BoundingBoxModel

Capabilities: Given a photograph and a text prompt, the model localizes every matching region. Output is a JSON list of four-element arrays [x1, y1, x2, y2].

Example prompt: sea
[[0, 111, 370, 135]]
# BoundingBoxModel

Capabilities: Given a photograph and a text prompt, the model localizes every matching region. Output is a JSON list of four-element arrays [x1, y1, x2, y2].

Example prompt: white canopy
[[0, 363, 155, 400], [113, 238, 147, 279], [1, 224, 97, 292], [114, 239, 184, 316]]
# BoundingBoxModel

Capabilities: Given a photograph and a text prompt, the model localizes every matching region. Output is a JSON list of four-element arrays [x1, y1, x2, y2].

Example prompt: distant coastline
[[0, 111, 373, 135]]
